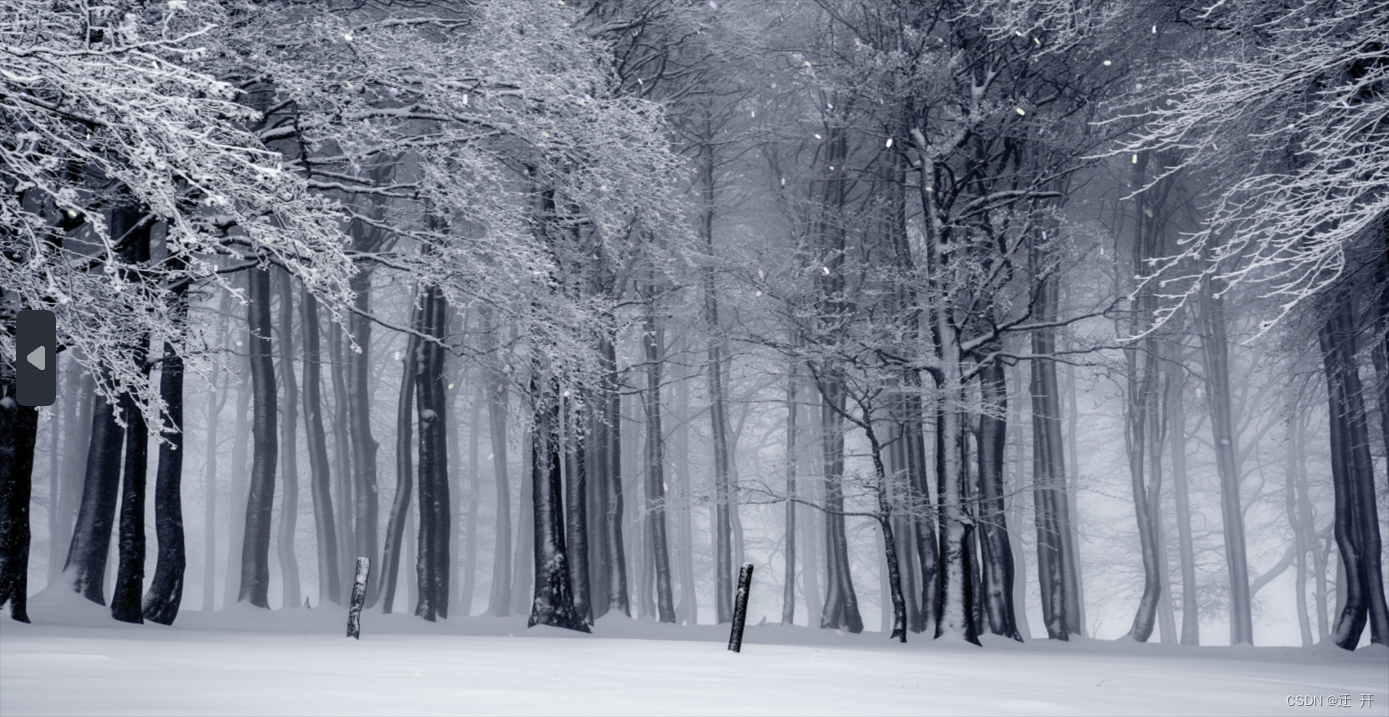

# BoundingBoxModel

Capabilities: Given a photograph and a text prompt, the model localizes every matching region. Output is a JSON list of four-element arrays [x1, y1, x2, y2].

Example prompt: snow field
[[2, 592, 1385, 716]]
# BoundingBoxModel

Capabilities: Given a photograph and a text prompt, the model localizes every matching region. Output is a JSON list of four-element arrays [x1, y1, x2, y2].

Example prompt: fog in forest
[[1, 1, 1387, 713]]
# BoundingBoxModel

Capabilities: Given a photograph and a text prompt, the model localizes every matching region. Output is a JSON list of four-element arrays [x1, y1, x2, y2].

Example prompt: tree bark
[[110, 334, 150, 625], [65, 384, 124, 604], [347, 268, 380, 607], [415, 286, 450, 621], [564, 393, 591, 623], [1197, 274, 1254, 645], [1165, 338, 1200, 645], [976, 358, 1021, 641], [301, 290, 340, 605], [0, 362, 38, 622], [275, 268, 300, 609], [143, 323, 187, 624], [478, 305, 513, 617], [526, 373, 589, 633], [328, 318, 355, 599], [238, 266, 277, 608], [202, 344, 227, 612], [380, 305, 420, 615], [817, 374, 863, 633], [642, 303, 676, 624], [782, 359, 798, 626], [599, 330, 629, 616], [1320, 291, 1389, 648]]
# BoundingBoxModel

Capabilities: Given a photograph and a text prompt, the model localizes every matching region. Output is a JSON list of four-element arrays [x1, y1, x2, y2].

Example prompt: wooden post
[[728, 563, 754, 652], [347, 557, 371, 639]]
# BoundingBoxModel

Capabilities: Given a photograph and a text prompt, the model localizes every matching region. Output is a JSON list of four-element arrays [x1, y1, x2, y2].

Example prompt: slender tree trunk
[[1198, 275, 1254, 645], [65, 385, 124, 604], [513, 428, 535, 615], [143, 303, 188, 624], [0, 358, 38, 622], [601, 331, 629, 617], [275, 269, 300, 609], [225, 350, 250, 609], [202, 351, 226, 612], [782, 360, 798, 626], [301, 291, 340, 605], [565, 394, 591, 623], [1286, 406, 1313, 647], [347, 269, 380, 607], [110, 336, 150, 625], [239, 267, 277, 608], [642, 304, 675, 624], [673, 344, 697, 625], [1165, 339, 1200, 645], [380, 309, 420, 615], [462, 389, 481, 616], [328, 318, 355, 598], [415, 286, 450, 621], [819, 374, 863, 633], [52, 361, 91, 589], [977, 358, 1021, 641], [479, 306, 513, 617]]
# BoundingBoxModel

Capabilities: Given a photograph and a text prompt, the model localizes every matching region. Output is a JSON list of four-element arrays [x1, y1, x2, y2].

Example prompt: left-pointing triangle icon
[[26, 346, 45, 371]]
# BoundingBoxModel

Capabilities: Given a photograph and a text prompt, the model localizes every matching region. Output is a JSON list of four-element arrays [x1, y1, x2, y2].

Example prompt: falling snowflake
[[1132, 154, 1138, 164], [394, 351, 402, 361], [1016, 108, 1026, 116], [827, 102, 833, 109], [822, 267, 830, 275], [814, 133, 822, 139], [600, 184, 608, 192], [462, 94, 468, 105], [343, 33, 353, 41], [780, 177, 785, 186], [363, 118, 370, 126], [709, 1, 717, 7], [1103, 60, 1112, 66], [885, 138, 892, 147]]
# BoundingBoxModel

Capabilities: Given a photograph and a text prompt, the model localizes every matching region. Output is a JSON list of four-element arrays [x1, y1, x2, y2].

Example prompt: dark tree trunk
[[65, 384, 123, 603], [1321, 291, 1389, 648], [565, 393, 591, 623], [641, 304, 676, 624], [143, 327, 187, 624], [239, 266, 277, 608], [0, 363, 38, 622], [600, 330, 629, 617], [526, 374, 589, 633], [301, 291, 341, 605], [380, 307, 420, 615], [976, 358, 1020, 641], [415, 286, 450, 621], [347, 270, 380, 607], [110, 338, 149, 624], [781, 359, 798, 626], [275, 268, 300, 609]]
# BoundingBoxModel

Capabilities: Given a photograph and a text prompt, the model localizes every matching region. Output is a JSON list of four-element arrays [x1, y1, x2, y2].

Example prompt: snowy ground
[[3, 590, 1385, 716]]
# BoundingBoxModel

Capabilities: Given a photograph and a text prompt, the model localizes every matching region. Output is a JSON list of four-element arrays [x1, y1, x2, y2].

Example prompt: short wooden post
[[346, 557, 371, 639], [728, 563, 754, 652]]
